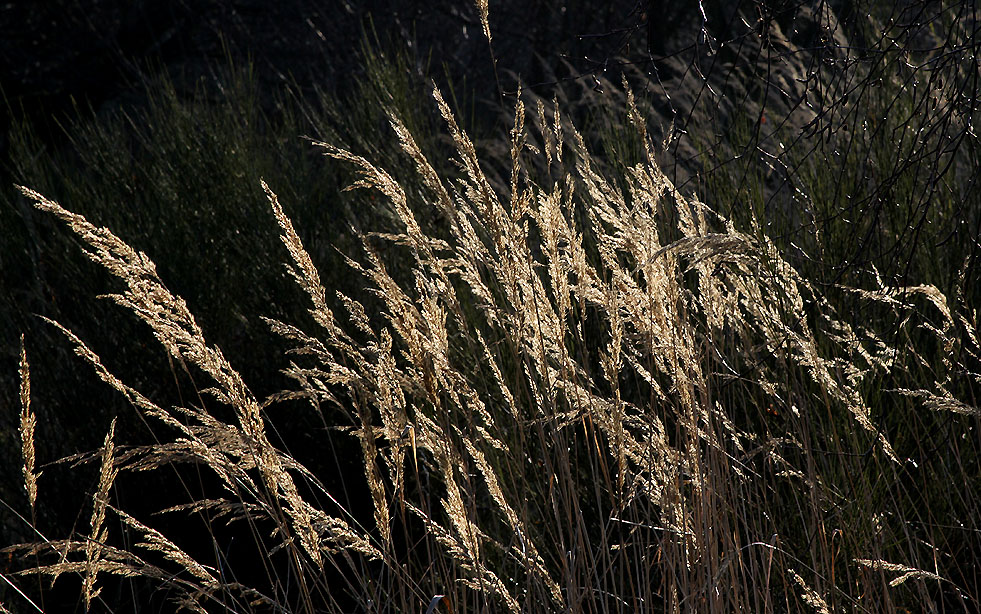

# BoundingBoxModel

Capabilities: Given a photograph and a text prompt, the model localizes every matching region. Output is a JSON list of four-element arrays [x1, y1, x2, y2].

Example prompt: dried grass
[[18, 336, 40, 515], [6, 70, 978, 613]]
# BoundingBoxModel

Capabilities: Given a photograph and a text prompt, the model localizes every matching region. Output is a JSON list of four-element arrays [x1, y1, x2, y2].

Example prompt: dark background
[[0, 0, 658, 157]]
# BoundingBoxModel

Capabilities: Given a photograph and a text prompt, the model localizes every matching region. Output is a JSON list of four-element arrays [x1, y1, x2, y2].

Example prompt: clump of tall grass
[[4, 75, 979, 614]]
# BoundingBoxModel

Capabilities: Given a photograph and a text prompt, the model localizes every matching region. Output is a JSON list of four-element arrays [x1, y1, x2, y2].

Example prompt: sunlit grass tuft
[[5, 72, 978, 612]]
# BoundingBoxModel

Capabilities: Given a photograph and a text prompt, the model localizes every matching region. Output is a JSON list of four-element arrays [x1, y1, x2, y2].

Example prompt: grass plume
[[18, 336, 40, 517], [5, 67, 978, 614]]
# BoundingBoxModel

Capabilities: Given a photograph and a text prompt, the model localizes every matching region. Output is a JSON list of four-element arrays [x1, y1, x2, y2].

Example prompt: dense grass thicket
[[2, 1, 979, 612]]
